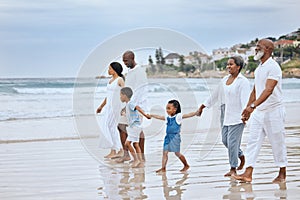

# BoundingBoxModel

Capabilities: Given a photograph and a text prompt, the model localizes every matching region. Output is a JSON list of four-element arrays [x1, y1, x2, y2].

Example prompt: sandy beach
[[0, 102, 299, 200]]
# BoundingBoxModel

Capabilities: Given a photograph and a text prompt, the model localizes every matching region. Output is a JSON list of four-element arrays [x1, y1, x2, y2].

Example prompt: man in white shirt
[[233, 39, 287, 183], [117, 50, 148, 162]]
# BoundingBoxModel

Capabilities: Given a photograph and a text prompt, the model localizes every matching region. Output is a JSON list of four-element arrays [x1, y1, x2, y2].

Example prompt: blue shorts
[[163, 133, 181, 152]]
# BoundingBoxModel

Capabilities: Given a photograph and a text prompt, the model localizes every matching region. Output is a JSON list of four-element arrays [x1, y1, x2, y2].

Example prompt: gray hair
[[229, 56, 245, 72]]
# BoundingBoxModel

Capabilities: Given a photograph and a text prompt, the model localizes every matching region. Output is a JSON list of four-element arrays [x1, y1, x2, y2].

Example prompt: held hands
[[197, 104, 205, 116], [120, 107, 126, 116], [145, 114, 151, 119], [195, 109, 201, 116], [241, 106, 254, 124], [96, 106, 103, 114]]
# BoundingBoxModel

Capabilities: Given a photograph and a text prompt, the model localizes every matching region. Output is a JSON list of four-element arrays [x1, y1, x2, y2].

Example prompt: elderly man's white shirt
[[254, 57, 283, 112]]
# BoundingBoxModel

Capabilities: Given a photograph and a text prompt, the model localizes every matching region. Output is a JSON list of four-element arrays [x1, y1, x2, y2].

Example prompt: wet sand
[[1, 103, 300, 199]]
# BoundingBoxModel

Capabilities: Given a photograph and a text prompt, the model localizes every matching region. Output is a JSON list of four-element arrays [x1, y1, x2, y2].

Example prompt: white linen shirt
[[125, 64, 148, 111], [254, 57, 283, 112], [223, 73, 250, 126]]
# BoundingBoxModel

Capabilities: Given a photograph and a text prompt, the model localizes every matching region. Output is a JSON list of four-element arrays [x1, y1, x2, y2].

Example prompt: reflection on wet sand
[[96, 125, 298, 199], [98, 163, 147, 199], [223, 180, 287, 200], [1, 121, 297, 199], [223, 181, 255, 200], [162, 173, 188, 200]]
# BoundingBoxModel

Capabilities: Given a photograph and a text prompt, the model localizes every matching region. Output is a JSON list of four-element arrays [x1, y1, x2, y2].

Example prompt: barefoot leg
[[139, 131, 145, 161], [237, 155, 245, 170], [126, 140, 139, 167], [133, 142, 143, 165], [156, 151, 168, 173], [118, 124, 130, 159], [175, 152, 190, 172], [156, 168, 166, 173]]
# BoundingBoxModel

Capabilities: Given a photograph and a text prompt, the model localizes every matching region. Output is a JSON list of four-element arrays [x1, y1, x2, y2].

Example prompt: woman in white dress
[[96, 62, 125, 158]]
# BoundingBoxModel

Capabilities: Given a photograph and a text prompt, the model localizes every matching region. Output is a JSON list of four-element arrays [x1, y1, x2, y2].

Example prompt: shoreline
[[1, 102, 299, 144]]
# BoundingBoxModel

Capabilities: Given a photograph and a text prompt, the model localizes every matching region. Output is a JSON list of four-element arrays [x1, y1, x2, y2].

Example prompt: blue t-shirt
[[126, 100, 142, 127]]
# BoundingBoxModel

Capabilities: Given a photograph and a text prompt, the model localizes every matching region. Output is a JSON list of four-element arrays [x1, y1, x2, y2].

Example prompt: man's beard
[[127, 63, 134, 69], [254, 50, 264, 61]]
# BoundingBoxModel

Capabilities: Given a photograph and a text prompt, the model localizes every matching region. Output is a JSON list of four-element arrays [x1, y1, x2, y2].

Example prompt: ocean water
[[0, 77, 300, 141]]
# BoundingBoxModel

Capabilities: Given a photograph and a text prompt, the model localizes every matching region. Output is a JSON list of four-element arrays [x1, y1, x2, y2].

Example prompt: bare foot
[[111, 150, 124, 159], [272, 167, 286, 184], [136, 162, 145, 168], [180, 165, 190, 172], [224, 169, 236, 177], [116, 156, 131, 163], [156, 168, 166, 173], [110, 155, 122, 159], [131, 160, 141, 168], [129, 160, 134, 164], [232, 173, 252, 182], [272, 176, 286, 184], [104, 151, 116, 158], [237, 155, 245, 170]]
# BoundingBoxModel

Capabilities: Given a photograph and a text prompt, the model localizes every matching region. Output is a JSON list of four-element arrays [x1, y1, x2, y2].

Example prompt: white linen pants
[[245, 106, 287, 168]]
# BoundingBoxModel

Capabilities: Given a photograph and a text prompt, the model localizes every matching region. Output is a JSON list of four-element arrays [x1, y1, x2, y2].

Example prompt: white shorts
[[126, 126, 142, 143], [119, 110, 145, 127]]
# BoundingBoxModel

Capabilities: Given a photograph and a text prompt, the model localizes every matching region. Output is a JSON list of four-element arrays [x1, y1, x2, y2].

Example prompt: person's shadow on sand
[[162, 173, 189, 200]]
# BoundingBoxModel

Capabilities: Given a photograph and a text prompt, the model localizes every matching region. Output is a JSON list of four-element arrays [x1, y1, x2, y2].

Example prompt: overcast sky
[[1, 0, 299, 78]]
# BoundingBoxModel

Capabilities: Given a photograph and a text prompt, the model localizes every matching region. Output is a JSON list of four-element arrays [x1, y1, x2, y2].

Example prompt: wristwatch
[[250, 103, 256, 109]]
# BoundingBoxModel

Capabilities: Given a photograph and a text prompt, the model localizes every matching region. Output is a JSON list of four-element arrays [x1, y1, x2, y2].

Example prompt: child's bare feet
[[116, 155, 131, 163], [156, 168, 166, 173], [237, 155, 245, 170], [180, 165, 190, 172], [131, 160, 141, 168], [111, 149, 124, 159], [129, 160, 134, 164], [136, 162, 145, 168]]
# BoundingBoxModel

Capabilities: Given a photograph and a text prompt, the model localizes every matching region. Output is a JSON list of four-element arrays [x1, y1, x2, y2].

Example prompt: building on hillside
[[274, 40, 295, 48], [212, 46, 256, 63], [212, 48, 231, 61], [185, 51, 210, 66], [164, 53, 181, 66]]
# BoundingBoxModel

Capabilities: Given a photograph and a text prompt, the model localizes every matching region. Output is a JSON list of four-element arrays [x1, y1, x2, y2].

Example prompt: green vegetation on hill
[[282, 59, 300, 69]]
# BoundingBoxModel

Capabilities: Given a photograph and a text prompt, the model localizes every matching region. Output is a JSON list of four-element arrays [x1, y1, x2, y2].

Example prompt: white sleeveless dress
[[99, 77, 123, 150]]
